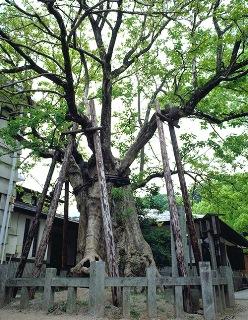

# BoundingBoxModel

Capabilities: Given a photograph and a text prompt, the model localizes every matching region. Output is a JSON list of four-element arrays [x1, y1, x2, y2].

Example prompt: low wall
[[0, 261, 235, 320]]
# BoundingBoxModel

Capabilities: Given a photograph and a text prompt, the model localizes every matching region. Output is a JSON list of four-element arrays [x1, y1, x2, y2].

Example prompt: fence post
[[43, 268, 56, 312], [67, 287, 77, 313], [199, 262, 216, 320], [20, 287, 29, 310], [146, 266, 157, 319], [89, 261, 105, 318], [122, 287, 130, 318], [0, 264, 11, 307], [221, 266, 235, 307]]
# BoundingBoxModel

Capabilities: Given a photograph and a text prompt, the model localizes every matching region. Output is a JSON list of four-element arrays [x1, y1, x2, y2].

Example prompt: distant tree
[[192, 173, 248, 233]]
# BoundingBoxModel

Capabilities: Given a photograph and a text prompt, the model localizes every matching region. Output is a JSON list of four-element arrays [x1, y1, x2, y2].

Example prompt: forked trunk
[[68, 158, 155, 277]]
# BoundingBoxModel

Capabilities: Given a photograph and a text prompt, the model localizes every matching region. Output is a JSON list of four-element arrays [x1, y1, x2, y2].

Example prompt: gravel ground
[[0, 288, 247, 320]]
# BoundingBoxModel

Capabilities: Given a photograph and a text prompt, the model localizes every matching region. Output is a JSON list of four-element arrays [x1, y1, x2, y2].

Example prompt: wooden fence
[[0, 261, 235, 320]]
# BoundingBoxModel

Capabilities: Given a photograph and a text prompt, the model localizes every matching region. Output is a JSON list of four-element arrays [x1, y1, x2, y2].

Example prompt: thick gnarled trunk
[[68, 158, 155, 276]]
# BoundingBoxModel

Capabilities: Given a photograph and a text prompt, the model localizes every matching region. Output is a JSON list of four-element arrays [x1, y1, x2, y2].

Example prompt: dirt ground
[[0, 288, 247, 320]]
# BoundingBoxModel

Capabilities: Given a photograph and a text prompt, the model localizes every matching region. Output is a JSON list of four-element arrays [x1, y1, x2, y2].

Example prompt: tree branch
[[0, 29, 65, 87], [132, 169, 199, 190], [193, 111, 248, 124], [0, 64, 32, 74]]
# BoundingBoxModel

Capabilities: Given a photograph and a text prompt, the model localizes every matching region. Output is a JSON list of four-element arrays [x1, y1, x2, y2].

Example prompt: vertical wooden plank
[[220, 285, 226, 309], [66, 286, 77, 313], [212, 270, 218, 314], [221, 266, 235, 307], [43, 268, 56, 312], [89, 261, 105, 318], [212, 270, 223, 314], [20, 287, 29, 310], [146, 266, 157, 319], [122, 287, 130, 319], [206, 220, 217, 270], [199, 262, 216, 320]]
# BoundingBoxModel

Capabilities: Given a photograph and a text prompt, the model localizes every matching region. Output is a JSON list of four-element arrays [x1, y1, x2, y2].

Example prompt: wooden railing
[[0, 261, 235, 320]]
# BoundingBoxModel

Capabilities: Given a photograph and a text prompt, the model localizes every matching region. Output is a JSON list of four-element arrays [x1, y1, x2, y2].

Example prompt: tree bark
[[68, 161, 155, 278], [31, 133, 75, 279], [15, 151, 59, 279], [168, 124, 202, 271], [61, 180, 69, 270]]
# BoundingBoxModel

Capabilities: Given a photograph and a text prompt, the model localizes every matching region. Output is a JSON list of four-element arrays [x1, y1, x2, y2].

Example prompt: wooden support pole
[[89, 261, 105, 318], [169, 124, 202, 270], [155, 102, 187, 278], [89, 100, 120, 306], [32, 128, 76, 281], [171, 228, 184, 319], [62, 180, 69, 270], [156, 102, 192, 313], [199, 262, 216, 320], [15, 151, 59, 280], [43, 268, 56, 312]]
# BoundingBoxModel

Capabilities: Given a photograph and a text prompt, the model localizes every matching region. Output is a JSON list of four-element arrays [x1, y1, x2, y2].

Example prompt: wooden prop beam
[[155, 102, 187, 277], [168, 124, 202, 271], [89, 100, 120, 306], [62, 180, 69, 269], [15, 151, 59, 282]]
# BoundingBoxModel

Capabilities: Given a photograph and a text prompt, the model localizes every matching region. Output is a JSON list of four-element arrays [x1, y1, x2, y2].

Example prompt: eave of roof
[[13, 201, 79, 224], [203, 214, 248, 248]]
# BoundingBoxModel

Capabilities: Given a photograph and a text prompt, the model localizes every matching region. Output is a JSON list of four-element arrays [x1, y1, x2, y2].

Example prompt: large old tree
[[0, 0, 248, 276]]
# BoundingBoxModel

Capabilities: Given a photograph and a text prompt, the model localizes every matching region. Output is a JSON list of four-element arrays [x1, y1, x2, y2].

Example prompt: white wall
[[4, 210, 48, 261]]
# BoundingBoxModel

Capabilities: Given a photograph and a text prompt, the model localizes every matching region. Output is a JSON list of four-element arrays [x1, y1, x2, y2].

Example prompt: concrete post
[[122, 287, 130, 318], [0, 264, 11, 307], [20, 287, 29, 310], [89, 261, 105, 318], [146, 266, 157, 319], [199, 262, 216, 320], [66, 287, 77, 313], [43, 268, 56, 312]]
